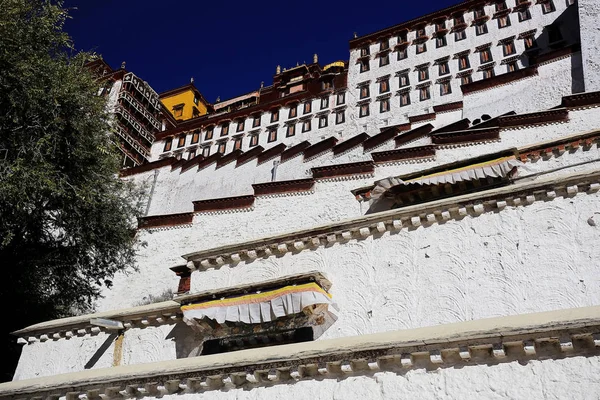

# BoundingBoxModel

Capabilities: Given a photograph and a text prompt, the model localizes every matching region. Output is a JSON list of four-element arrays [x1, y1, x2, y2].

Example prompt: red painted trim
[[394, 124, 434, 147], [408, 112, 436, 123], [197, 153, 222, 170], [216, 149, 243, 168], [119, 157, 176, 177], [433, 101, 464, 113], [561, 91, 600, 109], [372, 145, 436, 163], [138, 212, 194, 229], [181, 154, 205, 173], [498, 108, 569, 127], [281, 141, 311, 162], [252, 178, 316, 196], [193, 195, 255, 212], [461, 66, 538, 95], [333, 132, 370, 155], [432, 127, 500, 145], [363, 127, 399, 152], [303, 137, 339, 160], [236, 146, 264, 167], [311, 161, 375, 179], [257, 143, 287, 164]]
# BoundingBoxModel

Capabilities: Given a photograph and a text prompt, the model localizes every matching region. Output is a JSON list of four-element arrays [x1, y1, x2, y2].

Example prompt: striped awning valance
[[181, 283, 332, 324], [372, 156, 520, 199]]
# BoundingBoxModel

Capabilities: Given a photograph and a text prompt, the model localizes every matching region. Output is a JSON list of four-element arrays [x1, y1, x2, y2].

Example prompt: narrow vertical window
[[220, 124, 229, 137], [319, 115, 328, 128], [359, 103, 370, 117], [233, 137, 242, 151], [379, 79, 390, 93], [380, 98, 390, 113], [287, 123, 296, 137], [205, 127, 214, 141], [164, 139, 172, 152], [400, 92, 411, 107], [191, 131, 200, 144]]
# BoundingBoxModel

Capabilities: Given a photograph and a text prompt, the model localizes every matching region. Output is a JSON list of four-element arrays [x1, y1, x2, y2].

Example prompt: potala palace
[[3, 0, 600, 398]]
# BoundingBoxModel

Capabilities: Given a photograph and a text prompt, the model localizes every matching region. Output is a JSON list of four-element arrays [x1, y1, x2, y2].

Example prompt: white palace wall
[[15, 173, 600, 380]]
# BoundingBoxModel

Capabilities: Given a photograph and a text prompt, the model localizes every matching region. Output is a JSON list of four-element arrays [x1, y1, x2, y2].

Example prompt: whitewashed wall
[[16, 186, 600, 379], [128, 106, 600, 217]]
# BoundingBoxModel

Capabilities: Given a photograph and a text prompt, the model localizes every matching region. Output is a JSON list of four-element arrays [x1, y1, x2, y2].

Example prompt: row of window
[[359, 37, 527, 102], [358, 0, 559, 72], [163, 110, 347, 153], [172, 92, 347, 145]]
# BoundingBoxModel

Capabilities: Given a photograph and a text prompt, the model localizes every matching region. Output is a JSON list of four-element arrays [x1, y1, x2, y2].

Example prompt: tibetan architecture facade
[[87, 59, 164, 167], [3, 0, 600, 399]]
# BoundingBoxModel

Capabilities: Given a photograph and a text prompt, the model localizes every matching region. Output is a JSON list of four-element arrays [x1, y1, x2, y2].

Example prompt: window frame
[[318, 115, 328, 128], [220, 123, 229, 137], [436, 35, 447, 48], [335, 110, 345, 125], [191, 131, 200, 144], [267, 129, 278, 143], [379, 53, 390, 67], [379, 79, 390, 94], [286, 123, 296, 137], [270, 109, 279, 123], [440, 81, 452, 96], [399, 73, 410, 87], [304, 101, 312, 114], [288, 105, 297, 119], [400, 92, 411, 107], [359, 103, 370, 118], [379, 98, 390, 113], [249, 134, 259, 147], [419, 86, 431, 101], [359, 85, 370, 99], [302, 119, 312, 132], [163, 138, 172, 152]]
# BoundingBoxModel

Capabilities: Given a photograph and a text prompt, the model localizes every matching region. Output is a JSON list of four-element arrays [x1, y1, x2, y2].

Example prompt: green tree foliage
[[0, 0, 141, 380]]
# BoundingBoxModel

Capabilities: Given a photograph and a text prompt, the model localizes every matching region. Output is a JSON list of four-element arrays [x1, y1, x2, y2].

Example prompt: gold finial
[[313, 53, 318, 63], [276, 65, 281, 74]]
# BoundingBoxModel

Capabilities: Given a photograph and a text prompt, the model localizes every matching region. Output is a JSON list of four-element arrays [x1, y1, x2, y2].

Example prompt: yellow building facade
[[159, 83, 211, 121]]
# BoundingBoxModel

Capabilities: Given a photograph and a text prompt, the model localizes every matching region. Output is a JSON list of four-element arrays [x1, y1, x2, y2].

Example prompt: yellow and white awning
[[372, 156, 520, 199], [181, 282, 332, 324]]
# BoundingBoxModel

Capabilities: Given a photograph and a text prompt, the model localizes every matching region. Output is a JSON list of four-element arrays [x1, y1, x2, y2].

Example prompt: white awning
[[181, 283, 332, 324], [372, 155, 520, 199]]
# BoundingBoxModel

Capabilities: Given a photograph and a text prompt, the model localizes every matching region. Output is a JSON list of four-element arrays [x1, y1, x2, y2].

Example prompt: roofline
[[349, 0, 483, 49]]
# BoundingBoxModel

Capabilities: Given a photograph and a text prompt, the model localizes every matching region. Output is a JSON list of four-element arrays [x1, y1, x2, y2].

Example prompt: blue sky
[[64, 0, 458, 102]]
